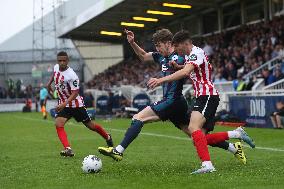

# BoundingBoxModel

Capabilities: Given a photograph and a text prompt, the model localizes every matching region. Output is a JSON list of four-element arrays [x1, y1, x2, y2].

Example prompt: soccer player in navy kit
[[98, 29, 252, 165], [98, 29, 189, 160]]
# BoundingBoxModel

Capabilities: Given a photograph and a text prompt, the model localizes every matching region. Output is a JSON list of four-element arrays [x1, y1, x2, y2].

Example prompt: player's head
[[152, 28, 173, 56], [172, 30, 192, 56], [57, 51, 69, 70]]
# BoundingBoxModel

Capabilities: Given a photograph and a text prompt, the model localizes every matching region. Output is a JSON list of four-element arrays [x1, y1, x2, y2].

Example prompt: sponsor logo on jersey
[[73, 80, 78, 87], [189, 54, 197, 61], [162, 64, 168, 72]]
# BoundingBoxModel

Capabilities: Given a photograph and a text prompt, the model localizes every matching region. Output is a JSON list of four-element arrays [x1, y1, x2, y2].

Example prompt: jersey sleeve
[[185, 53, 203, 67], [53, 64, 59, 72], [152, 52, 162, 63], [68, 72, 80, 91]]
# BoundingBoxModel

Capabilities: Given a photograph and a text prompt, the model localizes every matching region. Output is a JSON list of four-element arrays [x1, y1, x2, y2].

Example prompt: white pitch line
[[12, 115, 284, 152]]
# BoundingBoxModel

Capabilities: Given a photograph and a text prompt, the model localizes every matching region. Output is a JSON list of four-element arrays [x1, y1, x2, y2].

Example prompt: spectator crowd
[[86, 16, 284, 90]]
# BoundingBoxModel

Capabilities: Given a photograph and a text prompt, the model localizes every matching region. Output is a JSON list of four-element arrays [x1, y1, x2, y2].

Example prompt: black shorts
[[150, 97, 189, 129], [192, 95, 220, 132], [55, 107, 91, 123]]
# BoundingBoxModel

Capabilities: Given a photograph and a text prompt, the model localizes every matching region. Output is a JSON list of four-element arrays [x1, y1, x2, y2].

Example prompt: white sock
[[228, 143, 237, 154], [202, 161, 214, 168], [115, 145, 125, 153], [228, 131, 240, 139]]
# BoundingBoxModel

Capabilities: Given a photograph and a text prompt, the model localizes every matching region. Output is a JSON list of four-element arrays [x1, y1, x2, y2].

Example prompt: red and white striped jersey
[[185, 45, 219, 97], [53, 64, 84, 108]]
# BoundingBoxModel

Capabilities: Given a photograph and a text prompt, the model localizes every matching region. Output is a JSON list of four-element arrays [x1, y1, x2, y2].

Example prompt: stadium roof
[[58, 0, 226, 43]]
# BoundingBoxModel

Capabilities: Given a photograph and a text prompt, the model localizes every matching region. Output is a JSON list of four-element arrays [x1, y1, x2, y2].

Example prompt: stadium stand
[[87, 16, 284, 90]]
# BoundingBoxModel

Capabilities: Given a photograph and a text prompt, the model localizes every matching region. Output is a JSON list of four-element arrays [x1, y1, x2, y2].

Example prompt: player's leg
[[83, 120, 113, 147], [55, 115, 74, 157], [98, 105, 160, 161], [276, 114, 284, 129], [42, 100, 47, 119], [188, 110, 216, 174], [205, 128, 255, 148], [270, 115, 278, 128], [72, 107, 113, 147], [189, 95, 222, 174], [39, 100, 44, 118], [170, 97, 241, 162]]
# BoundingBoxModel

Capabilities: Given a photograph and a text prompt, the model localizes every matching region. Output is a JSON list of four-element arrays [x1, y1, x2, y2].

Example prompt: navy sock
[[120, 119, 144, 149], [210, 141, 229, 150]]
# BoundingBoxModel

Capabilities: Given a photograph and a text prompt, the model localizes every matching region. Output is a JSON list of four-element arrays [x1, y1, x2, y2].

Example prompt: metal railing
[[263, 78, 284, 90], [243, 56, 283, 79]]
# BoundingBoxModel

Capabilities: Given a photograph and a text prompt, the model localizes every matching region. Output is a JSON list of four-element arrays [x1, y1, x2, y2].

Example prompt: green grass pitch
[[0, 112, 284, 189]]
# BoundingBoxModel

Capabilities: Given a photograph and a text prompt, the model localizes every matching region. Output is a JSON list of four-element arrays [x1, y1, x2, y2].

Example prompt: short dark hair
[[172, 30, 192, 45], [152, 28, 173, 44], [57, 51, 68, 57]]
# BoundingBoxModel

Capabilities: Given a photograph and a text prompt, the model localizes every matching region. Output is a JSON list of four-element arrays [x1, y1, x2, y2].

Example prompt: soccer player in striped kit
[[47, 51, 113, 157], [148, 30, 255, 174]]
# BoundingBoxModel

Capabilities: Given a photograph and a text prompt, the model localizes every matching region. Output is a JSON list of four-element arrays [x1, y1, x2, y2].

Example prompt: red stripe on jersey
[[67, 83, 72, 95], [75, 99, 79, 108], [193, 66, 201, 96], [200, 62, 207, 95], [57, 90, 65, 103], [55, 72, 60, 85], [208, 63, 212, 81]]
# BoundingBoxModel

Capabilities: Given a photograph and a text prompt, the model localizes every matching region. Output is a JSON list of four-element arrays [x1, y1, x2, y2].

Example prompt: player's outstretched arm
[[125, 29, 153, 62], [147, 64, 194, 89]]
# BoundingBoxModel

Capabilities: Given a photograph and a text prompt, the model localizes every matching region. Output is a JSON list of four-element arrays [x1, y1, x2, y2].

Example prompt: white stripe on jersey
[[186, 46, 219, 97]]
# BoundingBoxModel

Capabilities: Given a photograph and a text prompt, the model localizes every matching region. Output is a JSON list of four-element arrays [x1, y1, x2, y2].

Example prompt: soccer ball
[[81, 155, 102, 173]]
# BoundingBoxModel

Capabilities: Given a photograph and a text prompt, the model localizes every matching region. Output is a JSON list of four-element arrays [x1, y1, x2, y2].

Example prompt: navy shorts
[[150, 97, 189, 129], [55, 107, 91, 123]]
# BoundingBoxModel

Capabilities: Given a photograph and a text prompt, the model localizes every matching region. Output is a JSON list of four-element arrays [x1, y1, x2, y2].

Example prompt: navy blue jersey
[[152, 52, 185, 99]]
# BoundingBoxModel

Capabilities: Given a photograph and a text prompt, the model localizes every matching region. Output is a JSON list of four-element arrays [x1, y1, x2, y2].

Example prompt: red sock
[[192, 130, 210, 162], [56, 127, 70, 148], [206, 132, 229, 145], [92, 123, 109, 140]]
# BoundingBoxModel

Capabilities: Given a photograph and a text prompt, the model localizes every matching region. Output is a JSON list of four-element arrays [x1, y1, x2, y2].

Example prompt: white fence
[[243, 56, 283, 79], [263, 78, 284, 90]]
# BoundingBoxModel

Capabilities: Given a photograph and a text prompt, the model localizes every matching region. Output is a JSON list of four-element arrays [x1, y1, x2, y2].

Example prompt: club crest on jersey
[[189, 54, 197, 61], [171, 55, 178, 61]]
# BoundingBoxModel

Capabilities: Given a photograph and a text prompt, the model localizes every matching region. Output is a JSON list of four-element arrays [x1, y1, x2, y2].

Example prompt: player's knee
[[55, 123, 64, 128], [133, 113, 144, 122], [188, 121, 202, 133]]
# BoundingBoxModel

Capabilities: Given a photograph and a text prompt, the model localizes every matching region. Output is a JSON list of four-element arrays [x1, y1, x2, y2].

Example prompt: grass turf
[[0, 112, 284, 189]]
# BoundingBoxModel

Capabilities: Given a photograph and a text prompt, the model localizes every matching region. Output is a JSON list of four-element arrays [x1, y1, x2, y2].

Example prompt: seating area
[[86, 16, 284, 91]]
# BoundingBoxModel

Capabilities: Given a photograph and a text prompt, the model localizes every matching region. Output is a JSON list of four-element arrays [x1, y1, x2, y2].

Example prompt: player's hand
[[56, 102, 67, 112], [124, 29, 134, 44], [147, 78, 162, 90], [47, 85, 53, 94], [169, 60, 181, 70]]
